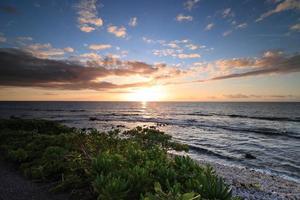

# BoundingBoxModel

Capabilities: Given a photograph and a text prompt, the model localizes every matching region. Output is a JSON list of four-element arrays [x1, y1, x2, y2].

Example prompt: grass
[[0, 118, 238, 200]]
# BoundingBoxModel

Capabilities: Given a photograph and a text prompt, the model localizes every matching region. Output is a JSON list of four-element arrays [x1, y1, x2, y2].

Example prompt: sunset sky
[[0, 0, 300, 101]]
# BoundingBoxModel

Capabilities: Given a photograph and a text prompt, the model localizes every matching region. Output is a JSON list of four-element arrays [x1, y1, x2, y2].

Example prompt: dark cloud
[[0, 5, 18, 14], [224, 94, 298, 99], [0, 48, 157, 90]]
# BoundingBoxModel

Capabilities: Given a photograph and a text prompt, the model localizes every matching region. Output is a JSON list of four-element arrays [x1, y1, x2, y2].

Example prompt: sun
[[126, 86, 165, 102]]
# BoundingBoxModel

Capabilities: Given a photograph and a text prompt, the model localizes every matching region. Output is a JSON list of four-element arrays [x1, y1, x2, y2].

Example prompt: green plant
[[143, 182, 201, 200], [0, 119, 235, 200]]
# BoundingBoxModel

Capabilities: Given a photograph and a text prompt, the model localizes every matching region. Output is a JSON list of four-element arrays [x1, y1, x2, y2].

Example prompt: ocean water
[[0, 101, 299, 182]]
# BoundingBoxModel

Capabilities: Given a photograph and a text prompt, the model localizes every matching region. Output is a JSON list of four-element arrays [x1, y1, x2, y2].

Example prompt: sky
[[0, 0, 300, 101]]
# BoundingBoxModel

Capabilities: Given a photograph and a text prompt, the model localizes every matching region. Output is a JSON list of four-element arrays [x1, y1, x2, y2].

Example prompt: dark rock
[[89, 117, 97, 121], [245, 153, 256, 159], [157, 123, 167, 127]]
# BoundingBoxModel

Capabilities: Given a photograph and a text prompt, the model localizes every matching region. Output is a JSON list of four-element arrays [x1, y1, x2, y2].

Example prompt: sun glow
[[127, 86, 166, 102]]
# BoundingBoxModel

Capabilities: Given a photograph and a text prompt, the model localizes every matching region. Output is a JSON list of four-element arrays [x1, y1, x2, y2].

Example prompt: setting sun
[[126, 86, 166, 102]]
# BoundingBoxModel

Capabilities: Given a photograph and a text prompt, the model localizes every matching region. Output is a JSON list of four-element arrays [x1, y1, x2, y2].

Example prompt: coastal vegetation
[[0, 118, 236, 200]]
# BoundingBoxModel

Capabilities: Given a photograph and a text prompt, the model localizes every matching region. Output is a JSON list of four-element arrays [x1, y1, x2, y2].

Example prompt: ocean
[[0, 101, 299, 182]]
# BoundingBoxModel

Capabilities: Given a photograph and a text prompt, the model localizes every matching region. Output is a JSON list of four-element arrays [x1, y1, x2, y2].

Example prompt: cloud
[[152, 49, 200, 59], [129, 17, 138, 27], [0, 48, 186, 91], [198, 50, 300, 82], [205, 23, 214, 31], [215, 58, 255, 71], [76, 0, 103, 32], [177, 53, 201, 59], [63, 47, 74, 53], [80, 26, 95, 32], [224, 94, 298, 99], [256, 0, 300, 22], [107, 25, 127, 38], [235, 22, 248, 29], [16, 36, 33, 42], [163, 42, 180, 49], [151, 39, 206, 58], [224, 94, 253, 99], [0, 5, 18, 14], [290, 23, 300, 32], [223, 30, 232, 36], [222, 8, 234, 18], [176, 14, 193, 22], [23, 43, 75, 59], [186, 44, 200, 50], [153, 49, 179, 57], [80, 52, 102, 60], [184, 0, 200, 10], [142, 37, 155, 44], [88, 44, 112, 50]]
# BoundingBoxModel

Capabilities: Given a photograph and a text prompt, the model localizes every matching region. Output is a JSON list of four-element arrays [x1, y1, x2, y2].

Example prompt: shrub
[[0, 119, 234, 200]]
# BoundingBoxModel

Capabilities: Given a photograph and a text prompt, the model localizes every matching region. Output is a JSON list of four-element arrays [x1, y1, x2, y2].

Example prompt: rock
[[157, 123, 167, 127], [245, 153, 256, 159], [89, 117, 97, 121]]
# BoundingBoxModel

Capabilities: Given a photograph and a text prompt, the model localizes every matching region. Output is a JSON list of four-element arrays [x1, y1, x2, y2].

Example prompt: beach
[[201, 161, 300, 200]]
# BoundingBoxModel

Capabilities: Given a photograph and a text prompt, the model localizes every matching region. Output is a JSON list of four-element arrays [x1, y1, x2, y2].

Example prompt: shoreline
[[169, 151, 300, 200], [200, 160, 300, 200], [1, 118, 299, 200]]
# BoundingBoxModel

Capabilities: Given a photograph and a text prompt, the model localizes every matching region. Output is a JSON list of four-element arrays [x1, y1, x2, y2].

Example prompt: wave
[[31, 108, 86, 112], [188, 145, 238, 161], [226, 114, 300, 122], [87, 115, 300, 139], [185, 112, 300, 122]]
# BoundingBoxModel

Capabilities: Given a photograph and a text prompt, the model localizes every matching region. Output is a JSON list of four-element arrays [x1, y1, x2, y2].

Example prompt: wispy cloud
[[153, 49, 180, 57], [63, 47, 74, 53], [107, 25, 127, 38], [205, 23, 214, 31], [235, 22, 247, 29], [222, 8, 234, 18], [224, 93, 298, 99], [163, 42, 180, 49], [196, 50, 300, 82], [184, 0, 200, 10], [76, 0, 103, 32], [16, 36, 33, 42], [176, 14, 193, 22], [129, 17, 138, 27], [223, 30, 232, 36], [186, 44, 202, 50], [23, 43, 74, 59], [89, 44, 112, 50], [290, 23, 300, 32], [80, 52, 102, 60], [256, 0, 300, 22], [177, 53, 201, 59]]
